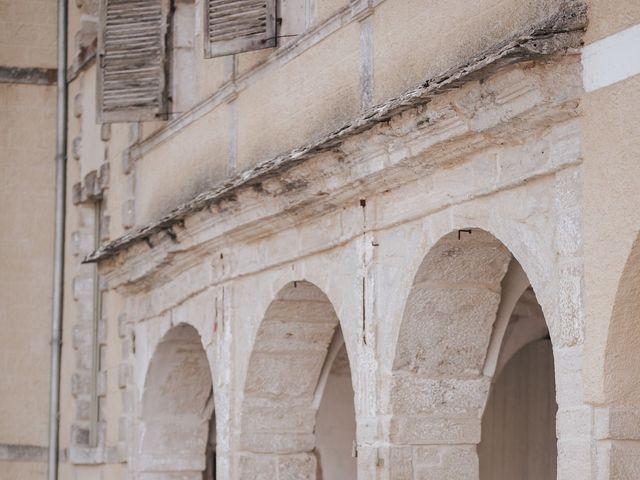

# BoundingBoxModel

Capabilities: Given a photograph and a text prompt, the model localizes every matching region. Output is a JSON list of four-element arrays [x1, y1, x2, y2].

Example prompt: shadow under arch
[[138, 323, 215, 479], [389, 228, 557, 478], [238, 280, 357, 480], [602, 235, 640, 404]]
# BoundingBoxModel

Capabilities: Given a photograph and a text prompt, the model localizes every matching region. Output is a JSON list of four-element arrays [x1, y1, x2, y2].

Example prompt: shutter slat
[[204, 0, 276, 58], [97, 0, 168, 123]]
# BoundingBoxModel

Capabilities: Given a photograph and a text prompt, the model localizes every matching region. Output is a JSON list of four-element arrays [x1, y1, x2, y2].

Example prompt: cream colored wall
[[585, 0, 640, 43], [136, 103, 230, 222], [371, 0, 567, 103], [0, 83, 56, 477], [0, 3, 57, 478], [235, 21, 360, 172], [582, 3, 640, 404], [583, 73, 640, 404], [0, 0, 57, 68]]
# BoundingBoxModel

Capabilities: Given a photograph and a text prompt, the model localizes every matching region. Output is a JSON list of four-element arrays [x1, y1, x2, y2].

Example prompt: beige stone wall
[[0, 83, 56, 477]]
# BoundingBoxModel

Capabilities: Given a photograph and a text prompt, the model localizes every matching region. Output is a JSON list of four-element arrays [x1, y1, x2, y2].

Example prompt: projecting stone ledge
[[84, 1, 586, 264]]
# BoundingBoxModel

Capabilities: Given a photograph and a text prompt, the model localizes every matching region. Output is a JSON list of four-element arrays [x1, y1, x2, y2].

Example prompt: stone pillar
[[554, 346, 594, 480]]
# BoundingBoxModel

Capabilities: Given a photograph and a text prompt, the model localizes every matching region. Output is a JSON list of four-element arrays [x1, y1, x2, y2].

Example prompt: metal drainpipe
[[48, 0, 67, 478]]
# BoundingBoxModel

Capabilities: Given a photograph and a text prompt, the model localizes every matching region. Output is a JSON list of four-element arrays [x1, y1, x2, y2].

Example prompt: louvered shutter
[[204, 0, 277, 58], [97, 0, 169, 123]]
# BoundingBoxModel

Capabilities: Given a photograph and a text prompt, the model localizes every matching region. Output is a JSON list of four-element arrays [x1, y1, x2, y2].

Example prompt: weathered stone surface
[[238, 454, 277, 480], [244, 351, 326, 399], [277, 453, 316, 480], [413, 445, 479, 479], [391, 375, 490, 416], [394, 286, 502, 375], [389, 416, 481, 445]]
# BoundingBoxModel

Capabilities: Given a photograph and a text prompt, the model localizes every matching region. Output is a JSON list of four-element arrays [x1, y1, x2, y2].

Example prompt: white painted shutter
[[97, 0, 169, 123], [204, 0, 277, 58]]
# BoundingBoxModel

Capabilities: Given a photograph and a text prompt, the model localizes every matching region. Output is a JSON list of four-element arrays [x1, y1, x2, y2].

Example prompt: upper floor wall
[[68, 0, 604, 234]]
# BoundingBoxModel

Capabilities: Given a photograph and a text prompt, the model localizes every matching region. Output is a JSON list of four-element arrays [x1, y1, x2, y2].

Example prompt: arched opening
[[139, 323, 215, 480], [390, 229, 557, 478], [239, 280, 357, 479], [478, 286, 557, 479]]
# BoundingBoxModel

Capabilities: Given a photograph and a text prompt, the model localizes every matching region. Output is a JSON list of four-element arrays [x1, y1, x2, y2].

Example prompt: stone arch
[[602, 235, 640, 405], [138, 323, 215, 479], [238, 280, 357, 480], [389, 228, 557, 478]]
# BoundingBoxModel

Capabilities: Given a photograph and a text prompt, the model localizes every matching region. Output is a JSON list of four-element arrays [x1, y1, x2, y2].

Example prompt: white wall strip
[[583, 23, 640, 92]]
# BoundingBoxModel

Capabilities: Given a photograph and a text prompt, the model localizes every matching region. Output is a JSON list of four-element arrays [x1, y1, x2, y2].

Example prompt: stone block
[[387, 446, 413, 480], [238, 454, 277, 480], [555, 166, 581, 212], [72, 273, 93, 301], [241, 432, 315, 455], [595, 406, 640, 441], [413, 445, 478, 480], [121, 150, 132, 175], [391, 374, 490, 417], [411, 233, 510, 285], [389, 415, 480, 445], [597, 440, 640, 480], [72, 323, 91, 350], [394, 286, 500, 375], [76, 398, 90, 421], [557, 407, 593, 439], [241, 405, 316, 434], [84, 170, 100, 199], [72, 136, 81, 161], [118, 363, 131, 389], [556, 207, 582, 256], [277, 453, 316, 480], [100, 123, 111, 142], [98, 162, 110, 190], [122, 199, 135, 229], [71, 424, 90, 447], [72, 181, 82, 205], [553, 346, 584, 408], [265, 299, 339, 325], [557, 438, 592, 480], [254, 321, 336, 353], [244, 350, 326, 399], [553, 262, 585, 347]]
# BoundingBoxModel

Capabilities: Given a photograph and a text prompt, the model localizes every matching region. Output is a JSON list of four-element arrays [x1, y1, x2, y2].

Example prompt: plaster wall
[[372, 0, 570, 102], [0, 83, 55, 478], [0, 0, 57, 68]]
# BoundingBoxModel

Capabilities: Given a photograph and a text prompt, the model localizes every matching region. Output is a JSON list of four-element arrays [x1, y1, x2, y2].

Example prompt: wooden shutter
[[97, 0, 169, 123], [204, 0, 277, 58]]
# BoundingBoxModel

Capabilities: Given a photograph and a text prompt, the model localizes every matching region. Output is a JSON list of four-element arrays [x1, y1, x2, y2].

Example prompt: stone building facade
[[2, 0, 640, 479]]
